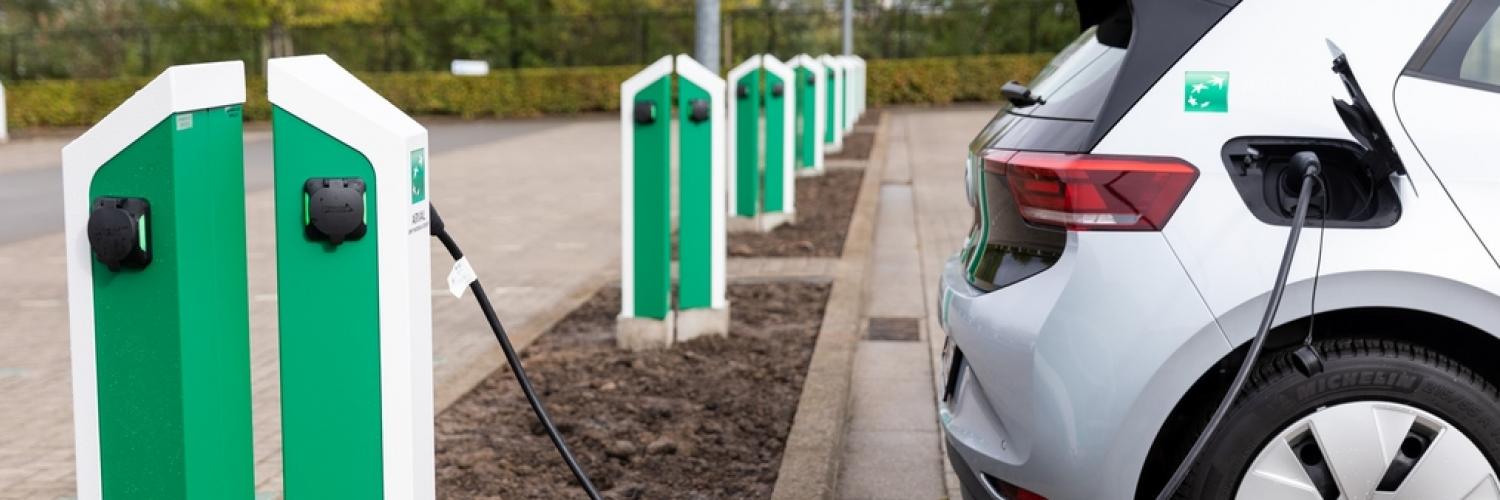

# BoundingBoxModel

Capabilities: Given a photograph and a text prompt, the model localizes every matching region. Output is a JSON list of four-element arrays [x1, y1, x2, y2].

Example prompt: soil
[[436, 281, 833, 499], [727, 169, 864, 258], [826, 110, 884, 161]]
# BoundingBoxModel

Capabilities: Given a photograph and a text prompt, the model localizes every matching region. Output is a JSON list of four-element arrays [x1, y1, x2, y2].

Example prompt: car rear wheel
[[1175, 338, 1500, 499]]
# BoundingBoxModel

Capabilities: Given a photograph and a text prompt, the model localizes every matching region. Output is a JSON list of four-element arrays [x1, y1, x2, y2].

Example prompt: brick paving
[[835, 106, 998, 500]]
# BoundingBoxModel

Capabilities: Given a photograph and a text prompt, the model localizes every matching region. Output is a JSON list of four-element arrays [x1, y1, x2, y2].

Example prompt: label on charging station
[[448, 256, 477, 298]]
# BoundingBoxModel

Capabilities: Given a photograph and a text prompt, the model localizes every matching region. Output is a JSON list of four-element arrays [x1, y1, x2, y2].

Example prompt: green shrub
[[865, 54, 1052, 107], [4, 55, 1048, 130], [7, 77, 151, 129]]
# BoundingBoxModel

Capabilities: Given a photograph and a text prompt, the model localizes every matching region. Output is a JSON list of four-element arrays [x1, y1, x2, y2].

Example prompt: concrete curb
[[771, 113, 891, 500]]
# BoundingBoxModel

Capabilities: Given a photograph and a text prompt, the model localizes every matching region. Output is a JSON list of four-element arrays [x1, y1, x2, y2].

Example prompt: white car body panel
[[1093, 0, 1500, 347], [1395, 76, 1500, 267]]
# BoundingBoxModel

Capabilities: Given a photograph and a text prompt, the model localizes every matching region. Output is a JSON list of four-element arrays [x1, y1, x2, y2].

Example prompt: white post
[[788, 54, 825, 176], [840, 55, 865, 129], [855, 55, 867, 118], [269, 54, 435, 498], [672, 54, 730, 343], [617, 56, 677, 350], [0, 78, 8, 143], [818, 54, 845, 153]]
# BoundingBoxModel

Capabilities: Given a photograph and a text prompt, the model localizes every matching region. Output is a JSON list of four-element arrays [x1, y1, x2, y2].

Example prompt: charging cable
[[1155, 151, 1323, 500], [428, 205, 603, 500]]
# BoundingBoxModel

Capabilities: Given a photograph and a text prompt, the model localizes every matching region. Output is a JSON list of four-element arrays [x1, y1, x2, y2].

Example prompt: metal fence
[[0, 2, 1080, 81]]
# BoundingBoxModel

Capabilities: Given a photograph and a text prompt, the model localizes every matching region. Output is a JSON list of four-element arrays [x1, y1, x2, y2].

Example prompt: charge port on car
[[1221, 137, 1401, 228]]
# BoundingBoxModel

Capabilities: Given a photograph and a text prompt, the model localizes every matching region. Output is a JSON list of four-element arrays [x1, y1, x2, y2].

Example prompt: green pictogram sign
[[411, 148, 426, 203], [1184, 71, 1229, 113]]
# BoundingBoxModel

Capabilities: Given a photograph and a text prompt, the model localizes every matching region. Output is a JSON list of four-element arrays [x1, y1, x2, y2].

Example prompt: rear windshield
[[1009, 26, 1126, 121]]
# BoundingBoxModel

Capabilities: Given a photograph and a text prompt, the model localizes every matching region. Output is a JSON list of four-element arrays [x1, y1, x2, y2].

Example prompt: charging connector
[[428, 206, 602, 500], [1155, 151, 1323, 500]]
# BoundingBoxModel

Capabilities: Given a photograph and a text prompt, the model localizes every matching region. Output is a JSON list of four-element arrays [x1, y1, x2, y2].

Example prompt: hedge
[[865, 53, 1052, 106], [3, 54, 1049, 130]]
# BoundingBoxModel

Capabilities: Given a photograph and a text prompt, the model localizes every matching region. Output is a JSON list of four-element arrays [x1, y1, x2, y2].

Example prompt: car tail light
[[983, 150, 1198, 231]]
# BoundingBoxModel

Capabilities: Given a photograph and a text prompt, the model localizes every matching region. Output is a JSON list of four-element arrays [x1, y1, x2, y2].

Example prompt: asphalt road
[[0, 118, 570, 245]]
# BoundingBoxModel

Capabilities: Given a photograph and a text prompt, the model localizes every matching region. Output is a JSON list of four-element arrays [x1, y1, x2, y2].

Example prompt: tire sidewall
[[1185, 346, 1500, 497]]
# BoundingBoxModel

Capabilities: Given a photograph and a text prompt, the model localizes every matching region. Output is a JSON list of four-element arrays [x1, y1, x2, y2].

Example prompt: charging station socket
[[87, 196, 151, 272], [303, 178, 367, 245]]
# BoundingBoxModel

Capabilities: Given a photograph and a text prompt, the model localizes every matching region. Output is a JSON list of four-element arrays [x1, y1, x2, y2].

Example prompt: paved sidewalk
[[0, 116, 618, 498], [836, 106, 1000, 500]]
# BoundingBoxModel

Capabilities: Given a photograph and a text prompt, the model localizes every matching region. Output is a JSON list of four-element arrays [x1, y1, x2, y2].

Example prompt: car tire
[[1173, 338, 1500, 499]]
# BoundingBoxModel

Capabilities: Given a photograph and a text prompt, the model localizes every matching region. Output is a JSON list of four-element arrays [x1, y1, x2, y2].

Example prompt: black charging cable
[[428, 205, 603, 500], [1154, 151, 1323, 500]]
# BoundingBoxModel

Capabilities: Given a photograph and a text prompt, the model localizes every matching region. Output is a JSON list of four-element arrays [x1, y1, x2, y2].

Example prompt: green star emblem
[[410, 149, 427, 203], [1184, 71, 1229, 113]]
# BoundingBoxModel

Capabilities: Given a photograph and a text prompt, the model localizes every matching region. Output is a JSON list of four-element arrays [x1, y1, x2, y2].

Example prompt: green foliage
[[1, 1, 1078, 81], [865, 54, 1052, 106], [5, 55, 1047, 129], [6, 77, 155, 129], [356, 65, 636, 119]]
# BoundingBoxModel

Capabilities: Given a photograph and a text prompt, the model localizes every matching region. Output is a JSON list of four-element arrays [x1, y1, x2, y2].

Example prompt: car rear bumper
[[938, 231, 1230, 500]]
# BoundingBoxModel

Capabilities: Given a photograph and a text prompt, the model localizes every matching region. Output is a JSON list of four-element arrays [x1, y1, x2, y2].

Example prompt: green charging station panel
[[727, 54, 796, 226], [674, 54, 726, 313], [620, 56, 674, 322], [790, 54, 825, 175], [63, 61, 252, 499], [820, 55, 844, 153], [270, 54, 435, 499], [762, 55, 795, 217], [273, 105, 384, 499], [729, 55, 763, 219]]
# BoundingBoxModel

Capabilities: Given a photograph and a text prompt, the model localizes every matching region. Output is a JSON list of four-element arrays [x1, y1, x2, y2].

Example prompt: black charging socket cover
[[304, 178, 367, 245], [633, 100, 656, 125], [689, 99, 710, 122], [88, 196, 152, 272]]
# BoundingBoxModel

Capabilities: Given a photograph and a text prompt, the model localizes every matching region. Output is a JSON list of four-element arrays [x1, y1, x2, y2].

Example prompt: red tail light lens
[[984, 150, 1198, 231], [987, 474, 1049, 500]]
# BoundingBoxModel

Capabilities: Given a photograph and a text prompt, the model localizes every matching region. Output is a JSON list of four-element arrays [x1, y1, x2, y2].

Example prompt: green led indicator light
[[138, 214, 148, 252]]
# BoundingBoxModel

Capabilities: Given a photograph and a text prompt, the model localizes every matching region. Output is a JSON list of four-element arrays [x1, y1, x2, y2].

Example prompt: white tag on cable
[[447, 257, 478, 298]]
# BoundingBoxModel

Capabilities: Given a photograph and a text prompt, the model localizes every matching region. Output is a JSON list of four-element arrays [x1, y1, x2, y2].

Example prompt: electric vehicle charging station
[[839, 55, 865, 132], [620, 56, 675, 350], [618, 55, 728, 350], [789, 54, 825, 177], [858, 58, 867, 122], [726, 54, 796, 233], [63, 61, 252, 499], [673, 55, 728, 342], [268, 55, 435, 499], [818, 54, 845, 154], [1, 77, 8, 143], [836, 56, 854, 134], [728, 55, 764, 228], [761, 55, 796, 228]]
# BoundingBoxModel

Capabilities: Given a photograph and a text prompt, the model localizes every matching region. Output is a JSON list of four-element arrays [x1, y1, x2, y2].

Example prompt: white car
[[938, 0, 1500, 499]]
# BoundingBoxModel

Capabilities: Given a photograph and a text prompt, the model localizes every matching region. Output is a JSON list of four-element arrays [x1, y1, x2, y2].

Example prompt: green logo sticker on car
[[410, 149, 426, 203], [1184, 71, 1229, 113]]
